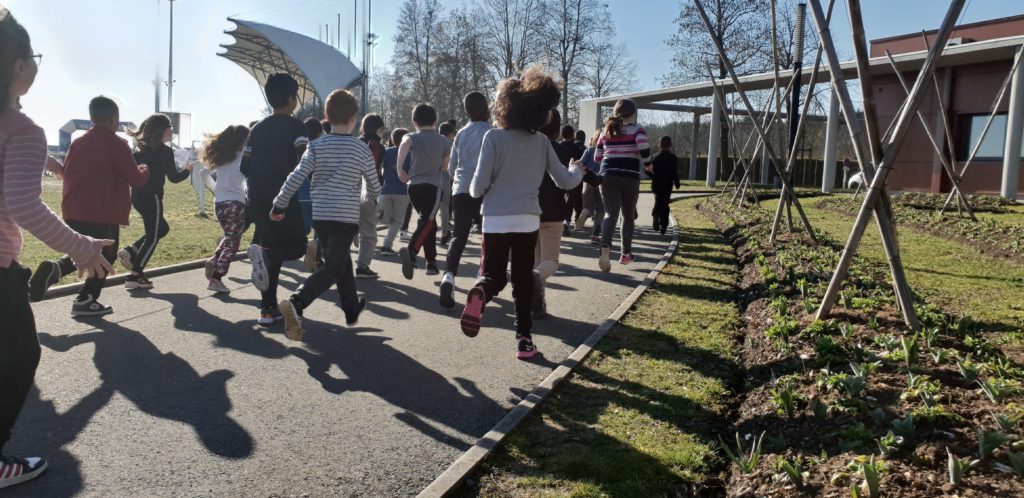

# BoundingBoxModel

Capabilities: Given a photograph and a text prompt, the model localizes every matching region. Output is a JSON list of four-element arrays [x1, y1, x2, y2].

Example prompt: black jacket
[[650, 150, 680, 192], [539, 140, 574, 222], [133, 144, 191, 196]]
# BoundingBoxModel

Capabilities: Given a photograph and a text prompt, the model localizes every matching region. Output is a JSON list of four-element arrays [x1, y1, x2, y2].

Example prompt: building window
[[956, 113, 1024, 161]]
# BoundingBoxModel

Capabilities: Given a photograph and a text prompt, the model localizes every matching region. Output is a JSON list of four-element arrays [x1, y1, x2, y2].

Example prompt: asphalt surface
[[2, 194, 681, 498]]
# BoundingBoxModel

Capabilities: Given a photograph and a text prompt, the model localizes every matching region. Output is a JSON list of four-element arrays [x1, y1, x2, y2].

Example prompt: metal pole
[[338, 13, 342, 50], [689, 112, 700, 181], [690, 0, 817, 241], [167, 0, 175, 111], [707, 88, 722, 188]]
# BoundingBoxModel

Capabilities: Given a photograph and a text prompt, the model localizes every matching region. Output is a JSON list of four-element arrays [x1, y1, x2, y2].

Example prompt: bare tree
[[539, 0, 608, 125], [393, 0, 444, 103], [475, 0, 543, 79], [578, 37, 637, 100]]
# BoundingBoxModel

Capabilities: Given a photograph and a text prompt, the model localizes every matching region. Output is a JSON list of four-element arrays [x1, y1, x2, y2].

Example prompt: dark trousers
[[293, 221, 359, 315], [476, 231, 538, 336], [401, 202, 413, 231], [653, 188, 672, 232], [407, 183, 440, 263], [128, 190, 168, 273], [56, 220, 119, 301], [444, 193, 482, 277], [564, 185, 583, 224], [0, 263, 40, 451]]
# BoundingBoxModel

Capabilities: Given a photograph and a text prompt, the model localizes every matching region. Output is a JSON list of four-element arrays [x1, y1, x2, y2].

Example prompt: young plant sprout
[[719, 432, 765, 475], [978, 430, 1012, 459], [947, 447, 979, 485]]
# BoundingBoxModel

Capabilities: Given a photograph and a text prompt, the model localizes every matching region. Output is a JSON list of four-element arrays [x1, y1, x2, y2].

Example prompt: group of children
[[0, 3, 676, 489]]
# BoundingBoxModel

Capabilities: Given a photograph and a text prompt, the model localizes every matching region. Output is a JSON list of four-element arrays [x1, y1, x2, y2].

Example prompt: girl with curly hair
[[199, 124, 250, 293], [461, 66, 584, 360]]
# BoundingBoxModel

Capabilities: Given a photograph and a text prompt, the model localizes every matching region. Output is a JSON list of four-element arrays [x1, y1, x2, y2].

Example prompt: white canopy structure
[[219, 18, 363, 105]]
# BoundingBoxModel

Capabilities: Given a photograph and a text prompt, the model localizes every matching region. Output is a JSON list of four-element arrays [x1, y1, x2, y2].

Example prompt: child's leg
[[356, 198, 377, 269], [476, 232, 511, 300], [510, 231, 538, 336], [534, 221, 562, 284], [0, 263, 41, 451], [78, 223, 119, 301], [214, 201, 246, 278], [407, 184, 440, 260], [444, 193, 479, 277], [619, 179, 641, 254], [329, 224, 360, 315], [131, 193, 164, 273], [600, 178, 624, 248], [259, 251, 285, 309]]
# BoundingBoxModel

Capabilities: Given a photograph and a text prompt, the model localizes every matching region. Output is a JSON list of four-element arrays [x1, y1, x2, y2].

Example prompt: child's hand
[[269, 212, 285, 222], [184, 161, 194, 172], [75, 238, 116, 279], [138, 164, 149, 175]]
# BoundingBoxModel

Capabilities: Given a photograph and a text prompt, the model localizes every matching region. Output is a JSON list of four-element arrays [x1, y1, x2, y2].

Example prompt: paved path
[[3, 194, 679, 498]]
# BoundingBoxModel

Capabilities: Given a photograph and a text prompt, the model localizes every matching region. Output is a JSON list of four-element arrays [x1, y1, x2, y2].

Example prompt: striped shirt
[[0, 109, 93, 267], [595, 122, 651, 178], [272, 133, 381, 225]]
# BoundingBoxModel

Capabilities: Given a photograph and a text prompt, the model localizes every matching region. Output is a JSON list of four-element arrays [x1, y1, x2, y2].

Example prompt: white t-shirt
[[206, 152, 247, 203], [482, 214, 539, 234]]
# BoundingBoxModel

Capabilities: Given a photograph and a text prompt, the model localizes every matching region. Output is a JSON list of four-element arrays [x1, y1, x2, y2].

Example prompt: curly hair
[[129, 113, 172, 151], [492, 65, 561, 133], [199, 124, 250, 169]]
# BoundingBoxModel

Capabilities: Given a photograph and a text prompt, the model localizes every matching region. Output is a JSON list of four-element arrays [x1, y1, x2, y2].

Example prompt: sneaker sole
[[0, 460, 47, 489], [257, 315, 282, 326], [355, 271, 379, 280], [29, 261, 59, 302], [124, 282, 154, 290], [71, 307, 113, 317], [399, 247, 414, 280], [208, 283, 231, 294], [598, 251, 611, 273], [248, 245, 269, 291], [279, 300, 303, 341], [117, 249, 133, 271], [517, 349, 538, 360], [345, 298, 367, 326], [303, 241, 318, 272], [460, 287, 485, 337], [439, 281, 455, 309]]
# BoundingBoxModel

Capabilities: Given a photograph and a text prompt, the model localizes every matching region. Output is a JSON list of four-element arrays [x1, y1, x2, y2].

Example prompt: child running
[[439, 91, 492, 309], [355, 113, 385, 279], [437, 121, 456, 246], [199, 124, 250, 293], [649, 135, 679, 235], [241, 73, 310, 325], [577, 129, 604, 244], [29, 96, 149, 314], [533, 109, 576, 320], [272, 89, 380, 341], [1, 6, 114, 488], [117, 113, 193, 289], [460, 66, 583, 359], [299, 117, 323, 271], [377, 128, 410, 255], [595, 98, 650, 272], [397, 103, 449, 280]]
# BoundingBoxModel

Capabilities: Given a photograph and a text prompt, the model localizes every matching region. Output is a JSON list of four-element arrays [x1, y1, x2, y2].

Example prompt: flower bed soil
[[697, 195, 1024, 497]]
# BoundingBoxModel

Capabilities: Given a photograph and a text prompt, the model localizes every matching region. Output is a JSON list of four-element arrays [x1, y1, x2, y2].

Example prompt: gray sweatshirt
[[406, 129, 448, 187], [470, 129, 583, 217], [448, 120, 494, 195]]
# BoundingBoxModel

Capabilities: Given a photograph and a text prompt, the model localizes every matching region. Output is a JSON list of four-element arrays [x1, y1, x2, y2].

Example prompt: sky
[[5, 0, 1024, 145]]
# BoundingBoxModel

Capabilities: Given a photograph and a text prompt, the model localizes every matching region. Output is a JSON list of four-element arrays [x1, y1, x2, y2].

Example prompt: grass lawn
[[19, 177, 245, 284], [458, 197, 741, 497], [759, 197, 1024, 345], [639, 179, 716, 192]]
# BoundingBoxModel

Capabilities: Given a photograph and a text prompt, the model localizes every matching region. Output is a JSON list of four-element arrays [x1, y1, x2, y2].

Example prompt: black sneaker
[[562, 224, 571, 237], [516, 335, 538, 360], [125, 274, 153, 290], [439, 279, 455, 309], [345, 297, 367, 326], [71, 294, 113, 317], [425, 262, 439, 276], [30, 260, 61, 302], [378, 246, 397, 256], [440, 232, 451, 246], [0, 455, 48, 490], [356, 266, 379, 279], [399, 247, 415, 280]]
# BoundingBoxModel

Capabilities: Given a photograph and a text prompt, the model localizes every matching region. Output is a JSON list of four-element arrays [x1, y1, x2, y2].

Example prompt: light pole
[[362, 0, 378, 114], [166, 0, 177, 111]]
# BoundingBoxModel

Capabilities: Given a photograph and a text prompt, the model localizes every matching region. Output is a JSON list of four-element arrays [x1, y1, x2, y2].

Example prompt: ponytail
[[604, 98, 637, 138]]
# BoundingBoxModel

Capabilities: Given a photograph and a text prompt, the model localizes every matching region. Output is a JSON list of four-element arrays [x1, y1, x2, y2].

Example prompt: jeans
[[128, 190, 168, 273], [444, 193, 482, 277], [600, 174, 640, 254], [475, 230, 538, 335], [583, 183, 605, 237], [292, 221, 359, 315], [0, 263, 40, 451], [378, 194, 410, 249], [55, 220, 119, 301], [357, 198, 377, 268]]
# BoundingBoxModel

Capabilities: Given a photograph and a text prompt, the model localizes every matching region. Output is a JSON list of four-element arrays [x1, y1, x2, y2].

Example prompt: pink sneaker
[[619, 253, 634, 265], [460, 287, 486, 337], [516, 336, 538, 359]]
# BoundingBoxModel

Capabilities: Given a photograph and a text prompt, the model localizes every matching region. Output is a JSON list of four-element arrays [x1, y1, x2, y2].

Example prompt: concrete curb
[[417, 214, 682, 498], [40, 252, 246, 301]]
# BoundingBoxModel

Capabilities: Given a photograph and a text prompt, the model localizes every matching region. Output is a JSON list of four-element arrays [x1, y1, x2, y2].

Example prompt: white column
[[689, 112, 700, 181], [761, 146, 770, 184], [707, 90, 722, 188], [1002, 46, 1024, 200], [821, 88, 841, 193], [578, 99, 601, 138]]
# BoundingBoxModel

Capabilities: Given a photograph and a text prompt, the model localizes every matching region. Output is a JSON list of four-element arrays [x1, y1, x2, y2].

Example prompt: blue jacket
[[381, 146, 411, 195]]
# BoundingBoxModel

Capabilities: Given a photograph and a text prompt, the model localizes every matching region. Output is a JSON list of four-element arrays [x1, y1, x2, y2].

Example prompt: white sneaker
[[117, 248, 133, 271], [204, 258, 216, 279], [303, 239, 318, 272], [208, 278, 230, 294], [0, 455, 47, 490], [598, 246, 611, 273], [400, 230, 411, 242], [247, 244, 269, 291], [574, 209, 591, 231]]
